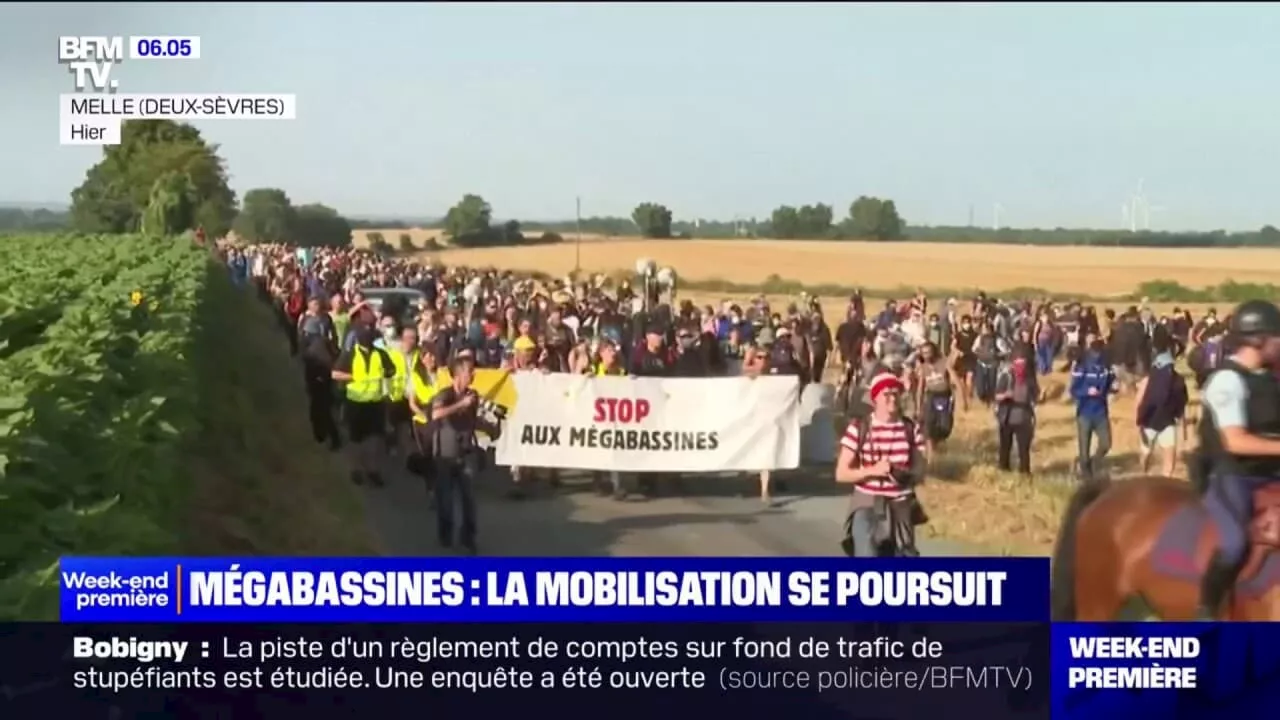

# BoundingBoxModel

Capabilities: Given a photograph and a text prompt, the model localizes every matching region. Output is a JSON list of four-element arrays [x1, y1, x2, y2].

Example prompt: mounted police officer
[[1195, 299, 1280, 619]]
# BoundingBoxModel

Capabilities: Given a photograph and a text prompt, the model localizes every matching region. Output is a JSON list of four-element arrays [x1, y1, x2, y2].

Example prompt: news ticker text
[[72, 630, 1031, 694]]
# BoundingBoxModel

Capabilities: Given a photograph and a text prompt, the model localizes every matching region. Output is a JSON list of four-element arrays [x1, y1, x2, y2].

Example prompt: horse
[[1049, 475, 1280, 621]]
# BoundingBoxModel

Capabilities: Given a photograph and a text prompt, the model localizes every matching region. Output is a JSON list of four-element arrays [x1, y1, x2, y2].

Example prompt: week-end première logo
[[61, 560, 177, 614], [1067, 635, 1199, 690]]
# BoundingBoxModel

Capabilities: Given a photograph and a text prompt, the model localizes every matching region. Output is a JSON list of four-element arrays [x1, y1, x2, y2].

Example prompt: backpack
[[299, 313, 331, 337], [1189, 335, 1226, 387], [926, 394, 955, 441]]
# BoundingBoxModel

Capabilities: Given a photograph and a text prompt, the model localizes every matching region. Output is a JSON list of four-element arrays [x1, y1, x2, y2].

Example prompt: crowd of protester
[[217, 241, 1231, 556]]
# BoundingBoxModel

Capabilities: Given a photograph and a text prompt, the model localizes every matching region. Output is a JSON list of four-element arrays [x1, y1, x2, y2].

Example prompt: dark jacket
[[1137, 361, 1187, 432]]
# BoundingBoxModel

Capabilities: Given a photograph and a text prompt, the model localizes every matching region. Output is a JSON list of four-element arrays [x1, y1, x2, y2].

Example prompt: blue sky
[[3, 2, 1279, 230]]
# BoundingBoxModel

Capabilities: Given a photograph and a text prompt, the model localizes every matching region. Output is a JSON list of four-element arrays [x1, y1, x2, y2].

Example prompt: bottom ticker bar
[[2, 622, 1049, 719]]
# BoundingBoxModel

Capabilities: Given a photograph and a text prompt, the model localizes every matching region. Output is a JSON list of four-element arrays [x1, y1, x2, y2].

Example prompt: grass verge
[[182, 262, 377, 558]]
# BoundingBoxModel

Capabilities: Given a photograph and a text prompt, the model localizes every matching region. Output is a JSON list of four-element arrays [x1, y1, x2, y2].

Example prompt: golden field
[[361, 232, 1251, 554], [396, 236, 1280, 297]]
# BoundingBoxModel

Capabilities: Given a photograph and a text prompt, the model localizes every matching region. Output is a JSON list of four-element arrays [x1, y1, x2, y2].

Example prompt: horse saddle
[[1154, 484, 1280, 594], [1252, 484, 1280, 548], [1226, 485, 1280, 584]]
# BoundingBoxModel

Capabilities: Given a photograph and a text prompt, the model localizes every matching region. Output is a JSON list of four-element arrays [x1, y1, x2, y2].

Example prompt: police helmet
[[1229, 300, 1280, 337]]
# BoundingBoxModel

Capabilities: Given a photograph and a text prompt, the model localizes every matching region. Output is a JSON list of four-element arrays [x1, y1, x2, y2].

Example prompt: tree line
[[10, 138, 1280, 250], [51, 120, 353, 247], [437, 194, 1280, 248]]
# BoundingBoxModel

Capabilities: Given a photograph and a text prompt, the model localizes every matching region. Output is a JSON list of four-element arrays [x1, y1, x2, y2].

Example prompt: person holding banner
[[407, 346, 443, 501], [591, 338, 632, 500], [630, 324, 677, 495], [835, 372, 927, 557], [506, 335, 542, 499]]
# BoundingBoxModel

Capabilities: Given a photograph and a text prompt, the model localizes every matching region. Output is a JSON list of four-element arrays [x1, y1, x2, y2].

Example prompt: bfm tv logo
[[58, 36, 123, 92]]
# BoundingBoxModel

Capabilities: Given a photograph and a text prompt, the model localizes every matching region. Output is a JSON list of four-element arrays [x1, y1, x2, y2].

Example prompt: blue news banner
[[1, 557, 1270, 719]]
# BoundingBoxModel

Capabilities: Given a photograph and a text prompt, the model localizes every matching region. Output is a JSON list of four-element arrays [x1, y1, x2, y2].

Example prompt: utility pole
[[575, 196, 582, 273]]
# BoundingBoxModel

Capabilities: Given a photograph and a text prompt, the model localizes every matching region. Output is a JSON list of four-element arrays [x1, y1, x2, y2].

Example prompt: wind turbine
[[992, 202, 1004, 231], [1125, 178, 1165, 231]]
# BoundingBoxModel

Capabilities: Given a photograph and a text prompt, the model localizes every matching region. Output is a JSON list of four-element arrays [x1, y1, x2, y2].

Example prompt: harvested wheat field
[[425, 237, 1280, 296]]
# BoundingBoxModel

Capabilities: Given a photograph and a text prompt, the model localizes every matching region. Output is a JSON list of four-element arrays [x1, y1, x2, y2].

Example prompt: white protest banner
[[495, 373, 801, 472]]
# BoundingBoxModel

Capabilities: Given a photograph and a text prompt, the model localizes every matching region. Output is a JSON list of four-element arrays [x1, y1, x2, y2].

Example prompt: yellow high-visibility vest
[[595, 363, 623, 376], [410, 370, 438, 425], [347, 348, 387, 403], [386, 348, 418, 402]]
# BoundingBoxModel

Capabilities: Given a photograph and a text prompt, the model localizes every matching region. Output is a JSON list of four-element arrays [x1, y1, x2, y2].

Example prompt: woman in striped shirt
[[835, 372, 926, 557]]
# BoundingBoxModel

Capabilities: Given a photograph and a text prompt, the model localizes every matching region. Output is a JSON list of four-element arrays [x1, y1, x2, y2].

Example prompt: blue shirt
[[1069, 353, 1115, 419], [1202, 362, 1251, 430]]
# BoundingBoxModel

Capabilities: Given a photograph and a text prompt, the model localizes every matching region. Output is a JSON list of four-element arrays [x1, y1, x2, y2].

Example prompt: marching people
[[994, 352, 1038, 476], [947, 314, 978, 413], [506, 334, 540, 499], [330, 321, 396, 487], [972, 320, 1004, 406], [591, 338, 631, 499], [744, 327, 778, 502], [407, 347, 442, 501], [383, 324, 420, 458], [835, 372, 926, 557], [1135, 332, 1189, 477], [232, 239, 1250, 549], [297, 295, 342, 450], [912, 341, 954, 460], [429, 355, 501, 554], [1069, 337, 1116, 481]]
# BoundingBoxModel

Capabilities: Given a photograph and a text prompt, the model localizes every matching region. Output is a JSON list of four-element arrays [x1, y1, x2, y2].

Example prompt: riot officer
[[1196, 299, 1280, 618]]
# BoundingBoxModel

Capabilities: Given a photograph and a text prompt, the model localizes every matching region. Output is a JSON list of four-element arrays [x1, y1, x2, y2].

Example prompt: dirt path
[[361, 460, 979, 557]]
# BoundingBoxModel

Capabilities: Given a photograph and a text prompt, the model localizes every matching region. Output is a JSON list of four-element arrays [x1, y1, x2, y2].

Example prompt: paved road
[[362, 459, 979, 557]]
